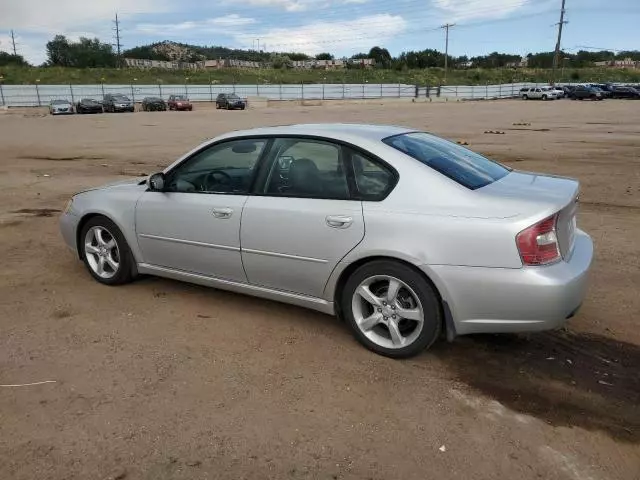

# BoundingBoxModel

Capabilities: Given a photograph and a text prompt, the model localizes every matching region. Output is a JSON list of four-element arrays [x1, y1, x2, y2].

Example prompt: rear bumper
[[425, 230, 593, 335]]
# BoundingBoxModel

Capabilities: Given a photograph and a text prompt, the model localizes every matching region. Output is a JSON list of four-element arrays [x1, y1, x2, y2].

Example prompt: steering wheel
[[201, 170, 232, 191]]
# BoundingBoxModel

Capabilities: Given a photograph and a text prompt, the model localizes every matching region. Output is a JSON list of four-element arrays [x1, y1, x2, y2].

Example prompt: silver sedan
[[59, 124, 593, 358]]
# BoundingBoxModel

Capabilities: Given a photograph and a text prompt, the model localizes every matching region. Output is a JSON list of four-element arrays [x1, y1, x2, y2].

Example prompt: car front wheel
[[80, 216, 135, 285], [342, 260, 442, 358]]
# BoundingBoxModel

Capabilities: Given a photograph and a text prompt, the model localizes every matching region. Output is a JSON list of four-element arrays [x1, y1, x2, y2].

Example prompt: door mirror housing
[[148, 172, 166, 191]]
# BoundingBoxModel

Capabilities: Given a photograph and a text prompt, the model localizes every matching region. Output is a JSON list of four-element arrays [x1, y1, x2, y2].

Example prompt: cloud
[[0, 0, 170, 33], [234, 14, 406, 54], [223, 0, 368, 12], [433, 0, 530, 21], [136, 15, 257, 35]]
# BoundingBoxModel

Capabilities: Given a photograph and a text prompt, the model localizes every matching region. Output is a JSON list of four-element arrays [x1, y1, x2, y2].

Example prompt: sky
[[0, 0, 639, 65]]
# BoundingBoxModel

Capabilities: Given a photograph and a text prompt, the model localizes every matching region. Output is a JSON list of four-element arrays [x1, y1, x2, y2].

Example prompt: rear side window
[[383, 132, 509, 190], [350, 150, 396, 200]]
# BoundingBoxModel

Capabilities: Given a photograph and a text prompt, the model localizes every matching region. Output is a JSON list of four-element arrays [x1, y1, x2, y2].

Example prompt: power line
[[552, 0, 568, 84], [441, 24, 455, 83], [113, 13, 123, 68]]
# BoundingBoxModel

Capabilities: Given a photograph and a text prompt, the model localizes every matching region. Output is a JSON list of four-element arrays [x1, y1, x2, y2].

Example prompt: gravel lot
[[1, 100, 639, 480]]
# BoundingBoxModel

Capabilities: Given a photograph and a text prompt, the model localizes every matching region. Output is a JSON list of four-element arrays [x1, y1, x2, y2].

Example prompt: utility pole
[[10, 30, 17, 55], [113, 13, 123, 68], [552, 0, 567, 84], [441, 23, 455, 84]]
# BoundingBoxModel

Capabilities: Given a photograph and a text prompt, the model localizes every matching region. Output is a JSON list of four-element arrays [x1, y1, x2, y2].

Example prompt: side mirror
[[148, 172, 166, 191]]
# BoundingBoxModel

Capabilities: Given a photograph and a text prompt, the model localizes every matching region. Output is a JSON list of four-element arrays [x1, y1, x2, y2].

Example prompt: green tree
[[46, 35, 116, 67], [270, 53, 292, 69], [315, 52, 333, 60], [368, 46, 392, 68], [0, 51, 29, 67]]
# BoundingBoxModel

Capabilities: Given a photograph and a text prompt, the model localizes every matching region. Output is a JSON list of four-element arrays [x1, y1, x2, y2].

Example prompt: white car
[[521, 87, 558, 101], [49, 99, 74, 115]]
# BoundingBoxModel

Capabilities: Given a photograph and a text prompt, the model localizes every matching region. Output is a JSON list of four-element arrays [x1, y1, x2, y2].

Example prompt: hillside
[[1, 65, 639, 86], [123, 41, 310, 63]]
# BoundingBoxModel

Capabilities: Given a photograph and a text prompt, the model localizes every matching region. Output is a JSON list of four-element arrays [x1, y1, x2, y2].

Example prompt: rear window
[[382, 132, 510, 190]]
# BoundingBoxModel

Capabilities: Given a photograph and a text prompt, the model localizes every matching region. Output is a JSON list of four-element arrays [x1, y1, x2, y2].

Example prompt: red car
[[167, 95, 193, 111]]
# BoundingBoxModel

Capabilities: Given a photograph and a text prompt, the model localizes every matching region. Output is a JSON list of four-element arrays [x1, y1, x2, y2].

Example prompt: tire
[[341, 260, 442, 358], [80, 216, 135, 286], [542, 94, 547, 101], [522, 94, 528, 100]]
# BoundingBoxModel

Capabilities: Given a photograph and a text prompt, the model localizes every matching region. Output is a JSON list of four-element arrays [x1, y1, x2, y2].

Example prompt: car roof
[[223, 123, 415, 142]]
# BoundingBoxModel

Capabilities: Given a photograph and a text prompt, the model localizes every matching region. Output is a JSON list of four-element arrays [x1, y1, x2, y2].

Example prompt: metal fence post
[[301, 82, 304, 100], [398, 83, 401, 97], [256, 84, 259, 96], [35, 83, 41, 106], [131, 84, 135, 103], [323, 83, 325, 100], [499, 84, 502, 98], [486, 83, 489, 99], [0, 83, 5, 106], [279, 84, 282, 100], [69, 84, 74, 103], [362, 84, 365, 98], [380, 83, 383, 98], [101, 83, 105, 97], [512, 83, 515, 97], [159, 83, 162, 98], [185, 84, 188, 97], [342, 83, 345, 99], [209, 82, 213, 102]]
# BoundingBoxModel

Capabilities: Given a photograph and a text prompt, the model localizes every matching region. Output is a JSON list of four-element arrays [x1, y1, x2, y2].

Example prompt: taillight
[[516, 214, 560, 265]]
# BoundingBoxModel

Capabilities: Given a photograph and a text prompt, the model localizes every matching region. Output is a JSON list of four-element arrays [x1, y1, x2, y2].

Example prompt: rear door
[[240, 137, 364, 298]]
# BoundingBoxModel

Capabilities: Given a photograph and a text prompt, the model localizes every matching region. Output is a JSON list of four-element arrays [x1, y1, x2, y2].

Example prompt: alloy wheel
[[84, 226, 120, 279], [351, 275, 425, 349]]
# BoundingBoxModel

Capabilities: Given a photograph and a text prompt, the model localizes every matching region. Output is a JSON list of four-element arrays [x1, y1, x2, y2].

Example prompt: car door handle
[[326, 215, 353, 229], [212, 207, 233, 219]]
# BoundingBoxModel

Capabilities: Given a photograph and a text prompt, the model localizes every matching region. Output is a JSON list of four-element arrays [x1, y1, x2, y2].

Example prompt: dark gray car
[[103, 94, 135, 112]]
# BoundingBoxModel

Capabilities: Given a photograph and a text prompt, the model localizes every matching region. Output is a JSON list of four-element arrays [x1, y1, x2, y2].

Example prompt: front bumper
[[425, 230, 593, 335], [113, 105, 134, 112], [59, 211, 81, 256]]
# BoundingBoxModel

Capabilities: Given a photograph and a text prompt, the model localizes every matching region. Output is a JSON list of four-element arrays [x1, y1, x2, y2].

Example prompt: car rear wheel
[[342, 260, 442, 358], [522, 94, 528, 100], [542, 94, 548, 100], [80, 216, 135, 286]]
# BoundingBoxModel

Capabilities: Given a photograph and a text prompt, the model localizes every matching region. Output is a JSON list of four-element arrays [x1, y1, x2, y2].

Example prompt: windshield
[[228, 94, 240, 100], [51, 100, 67, 104], [174, 95, 187, 100], [383, 132, 510, 190], [113, 95, 130, 101]]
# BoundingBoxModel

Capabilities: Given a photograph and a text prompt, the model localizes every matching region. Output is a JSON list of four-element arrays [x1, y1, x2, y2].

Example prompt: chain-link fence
[[0, 82, 536, 107]]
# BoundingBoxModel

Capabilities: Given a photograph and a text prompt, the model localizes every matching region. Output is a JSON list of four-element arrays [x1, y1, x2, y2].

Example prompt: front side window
[[383, 132, 509, 190], [262, 138, 350, 199], [166, 139, 267, 194]]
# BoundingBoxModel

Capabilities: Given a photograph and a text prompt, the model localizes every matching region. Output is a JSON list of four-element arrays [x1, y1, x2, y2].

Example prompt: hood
[[76, 177, 146, 195], [477, 170, 579, 218]]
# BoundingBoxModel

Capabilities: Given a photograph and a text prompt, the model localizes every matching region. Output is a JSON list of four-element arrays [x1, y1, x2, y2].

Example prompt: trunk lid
[[480, 171, 580, 258]]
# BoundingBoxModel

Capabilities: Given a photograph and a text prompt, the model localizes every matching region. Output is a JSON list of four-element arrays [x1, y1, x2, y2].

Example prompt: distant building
[[204, 59, 261, 69], [505, 56, 528, 68], [124, 58, 203, 70], [594, 58, 639, 68]]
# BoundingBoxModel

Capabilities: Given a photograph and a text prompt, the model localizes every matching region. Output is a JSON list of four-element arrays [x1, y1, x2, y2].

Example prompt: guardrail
[[0, 82, 541, 107]]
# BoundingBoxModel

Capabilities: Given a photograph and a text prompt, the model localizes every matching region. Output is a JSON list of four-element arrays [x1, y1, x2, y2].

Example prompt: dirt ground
[[1, 100, 639, 480]]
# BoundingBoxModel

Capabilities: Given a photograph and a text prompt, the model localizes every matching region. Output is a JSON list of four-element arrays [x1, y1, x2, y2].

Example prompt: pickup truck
[[521, 87, 558, 100]]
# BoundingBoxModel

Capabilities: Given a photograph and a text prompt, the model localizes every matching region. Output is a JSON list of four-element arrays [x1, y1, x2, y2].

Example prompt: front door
[[240, 138, 365, 298], [136, 138, 268, 282]]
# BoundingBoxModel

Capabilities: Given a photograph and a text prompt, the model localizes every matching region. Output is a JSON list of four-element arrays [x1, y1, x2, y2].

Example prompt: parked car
[[75, 98, 104, 114], [569, 86, 603, 101], [103, 93, 135, 112], [216, 93, 246, 110], [167, 95, 192, 111], [142, 97, 168, 111], [59, 124, 593, 358], [49, 99, 74, 115], [562, 85, 575, 97], [588, 85, 612, 98], [551, 86, 566, 98], [521, 87, 558, 100], [609, 86, 640, 99]]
